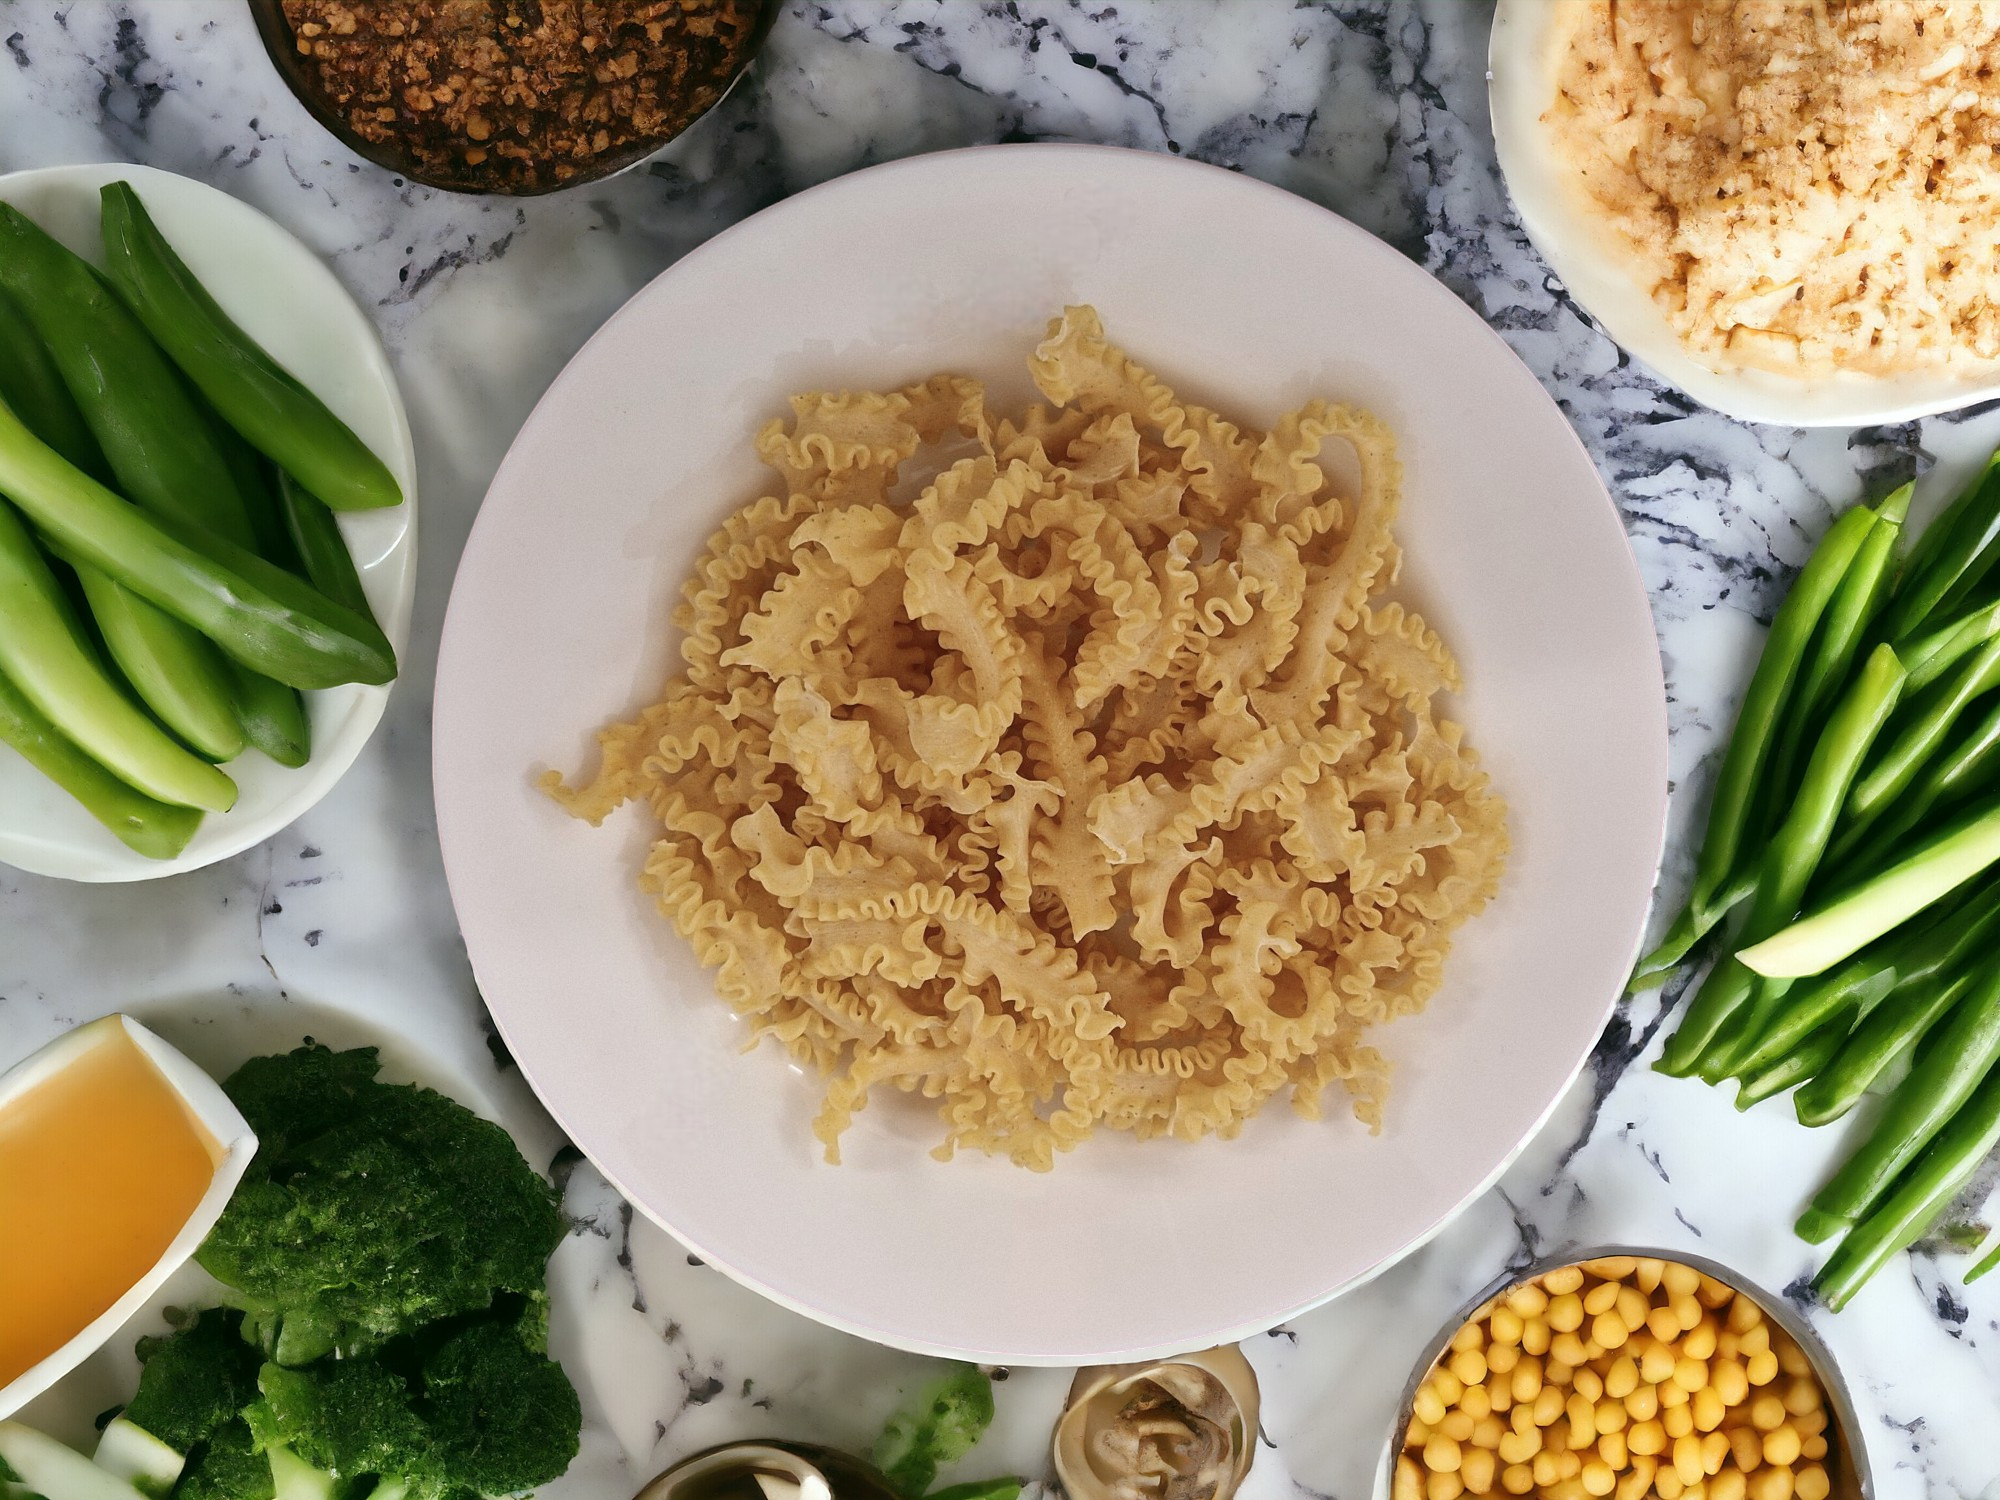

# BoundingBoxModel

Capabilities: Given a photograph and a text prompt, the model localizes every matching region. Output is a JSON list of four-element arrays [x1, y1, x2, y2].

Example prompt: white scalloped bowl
[[1489, 1, 2000, 428], [0, 163, 416, 882]]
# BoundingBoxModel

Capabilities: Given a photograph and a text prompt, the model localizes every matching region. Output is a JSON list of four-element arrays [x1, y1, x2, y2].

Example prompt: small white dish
[[433, 143, 1670, 1365], [1489, 1, 2000, 428], [0, 162, 417, 882], [0, 1015, 256, 1420]]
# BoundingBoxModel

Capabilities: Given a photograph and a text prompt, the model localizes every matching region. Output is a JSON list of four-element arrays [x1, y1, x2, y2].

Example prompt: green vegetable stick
[[1689, 506, 1878, 924], [1882, 452, 2000, 641], [1814, 1063, 2000, 1310], [1797, 970, 1976, 1130], [1846, 633, 2000, 825], [0, 286, 110, 482], [1740, 795, 2000, 978], [1630, 867, 1757, 992], [0, 397, 395, 690], [275, 468, 376, 623], [1798, 965, 2000, 1244], [0, 500, 234, 810], [0, 664, 200, 858], [1664, 645, 1906, 1073], [1967, 1232, 2000, 1284], [70, 559, 243, 763], [100, 183, 402, 512], [1737, 1015, 1849, 1110], [1898, 600, 2000, 694], [872, 1364, 996, 1499]]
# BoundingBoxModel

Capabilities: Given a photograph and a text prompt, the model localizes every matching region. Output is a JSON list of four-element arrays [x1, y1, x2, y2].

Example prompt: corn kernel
[[1569, 1366, 1601, 1402], [1603, 1355, 1639, 1400], [1662, 1263, 1701, 1297], [1489, 1306, 1525, 1346], [1794, 1465, 1829, 1500], [1441, 1410, 1475, 1443], [1802, 1434, 1827, 1461], [1628, 1418, 1667, 1456], [1747, 1468, 1793, 1500], [1692, 1387, 1725, 1433], [1660, 1381, 1691, 1412], [1641, 1341, 1679, 1385], [1584, 1280, 1620, 1317], [1727, 1426, 1762, 1471], [1533, 1386, 1567, 1427], [1656, 1470, 1686, 1500], [1580, 1460, 1616, 1498], [1597, 1398, 1629, 1436], [1407, 1418, 1432, 1449], [1739, 1323, 1771, 1358], [1488, 1375, 1512, 1413], [1700, 1430, 1730, 1475], [1635, 1259, 1667, 1292], [1532, 1451, 1561, 1487], [1500, 1464, 1533, 1497], [1684, 1484, 1708, 1500], [1709, 1470, 1747, 1500], [1558, 1450, 1583, 1480], [1582, 1339, 1606, 1362], [1416, 1384, 1449, 1426], [1782, 1377, 1822, 1417], [1617, 1286, 1651, 1331], [1548, 1481, 1587, 1500], [1395, 1456, 1423, 1500], [1648, 1306, 1683, 1342], [1671, 1294, 1704, 1333], [1427, 1472, 1464, 1500], [1673, 1433, 1705, 1486], [1616, 1457, 1659, 1500], [1461, 1384, 1493, 1420], [1763, 1424, 1802, 1466], [1663, 1403, 1694, 1438], [1498, 1429, 1540, 1465], [1472, 1415, 1505, 1450], [1452, 1350, 1489, 1387], [1506, 1283, 1550, 1318], [1424, 1434, 1463, 1473], [1461, 1447, 1497, 1496], [1592, 1312, 1631, 1351], [1597, 1430, 1628, 1469], [1568, 1416, 1598, 1451], [1674, 1357, 1709, 1393], [1683, 1319, 1719, 1361], [1511, 1404, 1538, 1439], [1626, 1384, 1660, 1422], [1549, 1292, 1586, 1334], [1552, 1332, 1591, 1369], [1698, 1276, 1735, 1309], [1750, 1394, 1786, 1431], [1797, 1407, 1826, 1436], [1522, 1318, 1551, 1357], [1512, 1356, 1544, 1404], [1745, 1349, 1779, 1387], [1434, 1370, 1466, 1404], [1778, 1341, 1813, 1379], [1453, 1321, 1486, 1354], [1711, 1358, 1749, 1407], [1544, 1266, 1586, 1296], [1545, 1359, 1575, 1389]]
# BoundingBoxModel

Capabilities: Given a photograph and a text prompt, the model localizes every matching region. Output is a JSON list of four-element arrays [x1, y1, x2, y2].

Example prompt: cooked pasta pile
[[548, 307, 1507, 1170]]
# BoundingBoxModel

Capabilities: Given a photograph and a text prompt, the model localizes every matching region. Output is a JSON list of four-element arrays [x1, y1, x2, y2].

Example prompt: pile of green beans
[[1633, 453, 2000, 1308], [0, 184, 399, 858]]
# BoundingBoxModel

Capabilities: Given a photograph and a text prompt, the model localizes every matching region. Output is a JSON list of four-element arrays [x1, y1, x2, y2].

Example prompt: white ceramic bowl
[[0, 1015, 256, 1420], [1489, 1, 2000, 428], [433, 144, 1669, 1365], [0, 163, 416, 882]]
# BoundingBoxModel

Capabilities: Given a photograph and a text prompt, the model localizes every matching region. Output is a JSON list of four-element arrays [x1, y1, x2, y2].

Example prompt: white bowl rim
[[0, 161, 418, 883], [0, 1014, 257, 1420], [1488, 0, 2000, 429]]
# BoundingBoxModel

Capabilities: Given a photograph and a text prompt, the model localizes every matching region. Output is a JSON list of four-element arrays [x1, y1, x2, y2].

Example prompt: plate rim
[[434, 141, 1671, 1364], [0, 161, 418, 883]]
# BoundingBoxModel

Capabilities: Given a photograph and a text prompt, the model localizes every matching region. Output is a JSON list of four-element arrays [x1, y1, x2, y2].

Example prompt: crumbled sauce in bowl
[[272, 0, 765, 194]]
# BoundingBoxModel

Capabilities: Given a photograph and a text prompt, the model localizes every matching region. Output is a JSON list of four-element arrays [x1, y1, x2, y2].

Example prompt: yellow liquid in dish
[[0, 1024, 220, 1386]]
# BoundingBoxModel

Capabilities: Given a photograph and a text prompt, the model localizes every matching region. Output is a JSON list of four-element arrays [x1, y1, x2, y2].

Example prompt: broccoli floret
[[126, 1312, 264, 1454], [195, 1046, 566, 1363], [420, 1322, 580, 1497], [247, 1363, 441, 1500], [172, 1423, 272, 1500]]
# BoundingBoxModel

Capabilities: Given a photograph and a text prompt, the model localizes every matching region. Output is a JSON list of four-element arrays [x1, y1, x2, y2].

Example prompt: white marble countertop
[[3, 3, 1999, 1499]]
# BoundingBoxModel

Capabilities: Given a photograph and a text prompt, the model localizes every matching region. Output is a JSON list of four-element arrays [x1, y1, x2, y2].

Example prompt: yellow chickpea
[[1395, 1456, 1423, 1500], [1684, 1318, 1719, 1361], [1427, 1471, 1465, 1500], [1424, 1434, 1464, 1473], [1674, 1357, 1710, 1394], [1580, 1460, 1616, 1498], [1461, 1447, 1497, 1496], [1498, 1429, 1540, 1465], [1507, 1283, 1550, 1318], [1626, 1383, 1660, 1422], [1489, 1306, 1525, 1345], [1500, 1464, 1533, 1497], [1573, 1367, 1605, 1403], [1461, 1384, 1493, 1421], [1616, 1457, 1659, 1500], [1531, 1451, 1561, 1488], [1672, 1433, 1705, 1486], [1451, 1349, 1489, 1388], [1544, 1266, 1586, 1296], [1663, 1404, 1694, 1439], [1762, 1424, 1802, 1466], [1627, 1418, 1667, 1456], [1511, 1355, 1544, 1404], [1747, 1467, 1794, 1500], [1453, 1321, 1486, 1354], [1546, 1358, 1576, 1390], [1745, 1348, 1779, 1387], [1711, 1358, 1750, 1407], [1782, 1377, 1823, 1417], [1794, 1466, 1830, 1500], [1522, 1318, 1552, 1357], [1549, 1292, 1586, 1334], [1701, 1430, 1731, 1475], [1597, 1430, 1628, 1469], [1592, 1311, 1631, 1351]]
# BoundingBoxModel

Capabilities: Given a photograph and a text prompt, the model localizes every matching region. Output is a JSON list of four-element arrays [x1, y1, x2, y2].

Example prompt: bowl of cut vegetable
[[0, 163, 415, 882], [1635, 447, 2000, 1305]]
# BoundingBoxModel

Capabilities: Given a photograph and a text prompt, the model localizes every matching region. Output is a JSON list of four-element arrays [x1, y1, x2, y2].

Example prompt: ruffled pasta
[[548, 306, 1508, 1169]]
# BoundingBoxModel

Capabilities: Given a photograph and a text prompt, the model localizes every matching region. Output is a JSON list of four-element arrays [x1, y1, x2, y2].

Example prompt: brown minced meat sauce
[[280, 1, 762, 193]]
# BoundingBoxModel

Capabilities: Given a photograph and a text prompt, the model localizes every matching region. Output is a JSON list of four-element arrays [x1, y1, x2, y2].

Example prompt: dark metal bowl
[[245, 0, 776, 196]]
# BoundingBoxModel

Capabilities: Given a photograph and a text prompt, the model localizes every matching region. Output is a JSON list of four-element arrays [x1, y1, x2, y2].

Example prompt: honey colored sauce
[[0, 1024, 220, 1386]]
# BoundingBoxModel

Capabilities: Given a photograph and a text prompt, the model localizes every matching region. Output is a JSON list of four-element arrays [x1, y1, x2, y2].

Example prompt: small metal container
[[245, 0, 776, 196], [634, 1442, 904, 1500], [1378, 1247, 1873, 1500]]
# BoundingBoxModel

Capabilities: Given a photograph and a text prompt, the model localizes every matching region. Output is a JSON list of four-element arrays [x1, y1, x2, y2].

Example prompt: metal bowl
[[1377, 1247, 1873, 1500], [633, 1442, 904, 1500], [245, 0, 776, 197]]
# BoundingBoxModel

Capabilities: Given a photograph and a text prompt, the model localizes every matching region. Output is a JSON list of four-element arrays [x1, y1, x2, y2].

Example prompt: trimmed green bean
[[1737, 1017, 1849, 1110], [1847, 633, 2000, 824], [1687, 506, 1878, 925], [99, 182, 402, 512], [70, 558, 242, 762], [1898, 600, 2000, 695], [1966, 1234, 2000, 1284], [1826, 708, 2000, 900], [1664, 645, 1907, 1074], [0, 287, 110, 482], [1814, 1062, 2000, 1310], [0, 499, 234, 810], [275, 468, 376, 622], [1882, 454, 2000, 641], [0, 397, 395, 690], [1800, 965, 2000, 1243], [0, 663, 200, 858], [1797, 970, 1976, 1130]]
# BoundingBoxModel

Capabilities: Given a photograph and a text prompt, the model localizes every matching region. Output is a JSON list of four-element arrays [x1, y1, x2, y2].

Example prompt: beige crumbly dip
[[1544, 0, 2000, 378]]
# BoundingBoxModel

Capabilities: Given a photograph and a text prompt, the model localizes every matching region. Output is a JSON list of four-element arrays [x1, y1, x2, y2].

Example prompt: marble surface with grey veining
[[4, 4, 2000, 1499]]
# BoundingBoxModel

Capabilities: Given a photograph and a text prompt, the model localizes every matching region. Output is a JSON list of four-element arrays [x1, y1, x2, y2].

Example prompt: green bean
[[68, 555, 242, 762], [1731, 964, 1898, 1079], [1800, 965, 2000, 1244], [1763, 490, 1910, 817], [0, 663, 200, 858], [1882, 453, 2000, 640], [1814, 1062, 2000, 1310], [99, 182, 402, 512], [1846, 633, 2000, 825], [0, 498, 234, 810], [0, 397, 395, 690], [1737, 1016, 1850, 1110], [1663, 645, 1907, 1074], [275, 468, 377, 622], [1898, 600, 2000, 694], [1966, 1233, 2000, 1284], [1740, 794, 2000, 978], [0, 287, 110, 483], [1826, 702, 2000, 893], [1797, 970, 1976, 1129]]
